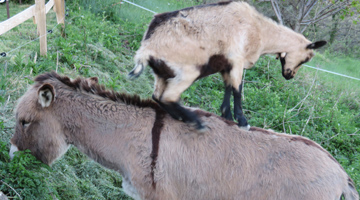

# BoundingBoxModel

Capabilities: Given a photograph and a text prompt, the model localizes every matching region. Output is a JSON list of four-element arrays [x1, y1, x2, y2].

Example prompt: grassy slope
[[0, 0, 359, 199], [308, 54, 360, 93]]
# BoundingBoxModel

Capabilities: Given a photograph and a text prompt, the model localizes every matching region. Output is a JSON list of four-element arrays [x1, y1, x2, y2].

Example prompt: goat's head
[[278, 40, 327, 80]]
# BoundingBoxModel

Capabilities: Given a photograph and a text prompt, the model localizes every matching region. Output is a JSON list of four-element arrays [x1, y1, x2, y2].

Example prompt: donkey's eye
[[21, 120, 30, 128]]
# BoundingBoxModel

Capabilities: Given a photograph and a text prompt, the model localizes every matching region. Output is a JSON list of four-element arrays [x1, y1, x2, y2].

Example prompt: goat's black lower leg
[[153, 95, 205, 130], [220, 84, 233, 121], [233, 84, 249, 129]]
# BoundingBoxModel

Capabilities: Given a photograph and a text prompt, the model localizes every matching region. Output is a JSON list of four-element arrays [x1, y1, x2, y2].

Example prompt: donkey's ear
[[306, 41, 327, 49], [90, 77, 98, 83], [38, 83, 55, 108]]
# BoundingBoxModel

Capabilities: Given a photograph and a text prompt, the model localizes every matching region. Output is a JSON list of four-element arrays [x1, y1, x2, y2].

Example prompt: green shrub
[[0, 141, 54, 200]]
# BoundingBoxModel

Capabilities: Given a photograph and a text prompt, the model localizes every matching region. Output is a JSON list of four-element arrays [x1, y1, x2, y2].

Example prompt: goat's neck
[[261, 23, 309, 54]]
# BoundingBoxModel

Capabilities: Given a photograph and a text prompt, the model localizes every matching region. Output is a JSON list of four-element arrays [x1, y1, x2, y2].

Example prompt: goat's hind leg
[[153, 97, 205, 130], [157, 71, 205, 130]]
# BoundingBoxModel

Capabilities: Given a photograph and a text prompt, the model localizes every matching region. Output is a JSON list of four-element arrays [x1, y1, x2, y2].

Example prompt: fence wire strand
[[122, 0, 157, 14], [2, 14, 67, 57]]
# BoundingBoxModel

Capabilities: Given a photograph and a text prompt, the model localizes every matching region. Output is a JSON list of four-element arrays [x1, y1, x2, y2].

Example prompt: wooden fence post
[[54, 0, 65, 37], [6, 0, 10, 19], [54, 0, 65, 24], [34, 0, 47, 56]]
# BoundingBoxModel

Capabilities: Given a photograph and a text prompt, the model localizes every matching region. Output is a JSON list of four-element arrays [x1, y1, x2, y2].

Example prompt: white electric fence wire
[[303, 64, 360, 81], [122, 0, 157, 14], [4, 14, 66, 56]]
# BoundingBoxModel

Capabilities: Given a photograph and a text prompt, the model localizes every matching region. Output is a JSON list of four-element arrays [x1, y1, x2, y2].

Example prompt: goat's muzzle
[[282, 69, 294, 80]]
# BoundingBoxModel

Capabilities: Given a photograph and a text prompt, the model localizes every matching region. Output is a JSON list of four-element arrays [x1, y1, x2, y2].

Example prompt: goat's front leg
[[226, 65, 250, 130], [233, 84, 249, 130], [220, 84, 233, 121]]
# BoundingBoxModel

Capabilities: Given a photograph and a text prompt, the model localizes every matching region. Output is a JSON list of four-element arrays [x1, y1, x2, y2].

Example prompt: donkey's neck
[[260, 20, 309, 54], [60, 95, 154, 173]]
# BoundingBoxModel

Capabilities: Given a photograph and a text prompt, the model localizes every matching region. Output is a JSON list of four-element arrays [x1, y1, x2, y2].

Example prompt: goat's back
[[139, 1, 263, 65]]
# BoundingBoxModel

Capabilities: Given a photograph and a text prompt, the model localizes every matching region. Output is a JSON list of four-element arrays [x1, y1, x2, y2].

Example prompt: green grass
[[76, 0, 199, 24], [0, 1, 35, 21], [306, 53, 360, 95], [0, 0, 359, 199], [309, 53, 360, 79]]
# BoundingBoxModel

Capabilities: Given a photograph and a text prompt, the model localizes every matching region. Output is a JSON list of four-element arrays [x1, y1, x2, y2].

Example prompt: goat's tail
[[128, 52, 149, 79], [342, 178, 359, 200]]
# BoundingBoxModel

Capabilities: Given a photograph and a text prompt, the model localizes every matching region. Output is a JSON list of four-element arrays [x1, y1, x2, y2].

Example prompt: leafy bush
[[0, 141, 54, 199]]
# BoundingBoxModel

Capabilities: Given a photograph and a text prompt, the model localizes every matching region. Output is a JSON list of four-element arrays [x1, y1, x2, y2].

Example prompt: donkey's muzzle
[[9, 144, 19, 160]]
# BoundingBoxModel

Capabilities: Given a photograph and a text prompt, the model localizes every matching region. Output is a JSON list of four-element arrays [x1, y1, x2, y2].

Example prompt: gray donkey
[[10, 72, 357, 200]]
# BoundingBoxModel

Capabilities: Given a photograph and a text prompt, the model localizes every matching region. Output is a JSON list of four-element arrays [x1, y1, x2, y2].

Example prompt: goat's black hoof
[[238, 124, 250, 131], [194, 121, 208, 132], [220, 105, 233, 121], [198, 126, 209, 133], [235, 114, 249, 130]]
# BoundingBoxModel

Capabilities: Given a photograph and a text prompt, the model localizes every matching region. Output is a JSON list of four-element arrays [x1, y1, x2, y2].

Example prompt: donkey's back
[[153, 118, 358, 200]]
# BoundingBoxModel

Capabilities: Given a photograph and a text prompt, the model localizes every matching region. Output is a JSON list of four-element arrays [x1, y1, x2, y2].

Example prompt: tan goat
[[128, 1, 327, 130], [10, 72, 358, 200]]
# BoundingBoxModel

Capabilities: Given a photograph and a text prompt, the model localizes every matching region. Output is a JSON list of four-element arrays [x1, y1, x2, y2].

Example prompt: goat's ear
[[38, 83, 55, 108], [306, 41, 327, 49]]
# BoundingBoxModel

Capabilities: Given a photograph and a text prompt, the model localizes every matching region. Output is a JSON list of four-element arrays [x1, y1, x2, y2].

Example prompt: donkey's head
[[10, 83, 69, 165], [278, 40, 327, 80]]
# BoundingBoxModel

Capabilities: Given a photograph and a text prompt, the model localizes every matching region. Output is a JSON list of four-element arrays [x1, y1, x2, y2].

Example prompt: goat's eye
[[21, 120, 30, 128]]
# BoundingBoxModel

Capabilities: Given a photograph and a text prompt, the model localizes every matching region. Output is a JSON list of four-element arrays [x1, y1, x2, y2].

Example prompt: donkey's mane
[[34, 71, 161, 110], [34, 72, 238, 124]]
